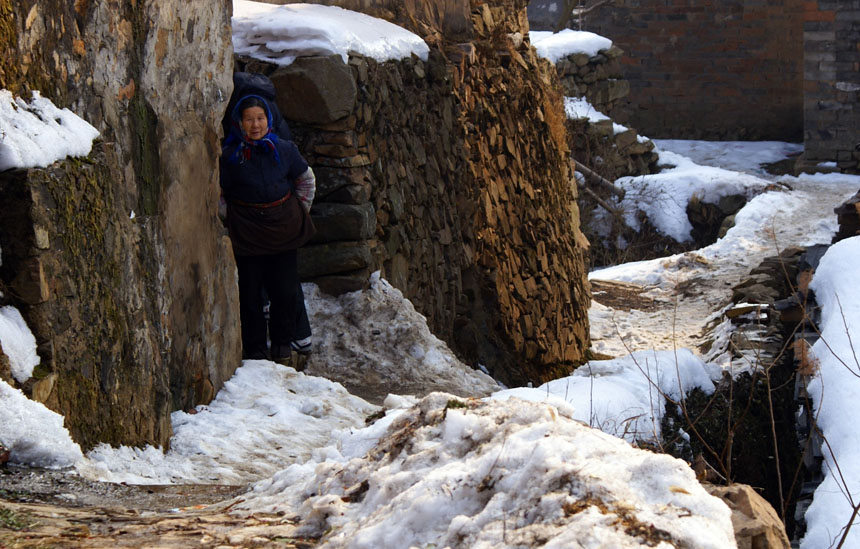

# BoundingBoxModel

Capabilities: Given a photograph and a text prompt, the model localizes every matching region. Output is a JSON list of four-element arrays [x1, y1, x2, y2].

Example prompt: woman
[[220, 95, 316, 364]]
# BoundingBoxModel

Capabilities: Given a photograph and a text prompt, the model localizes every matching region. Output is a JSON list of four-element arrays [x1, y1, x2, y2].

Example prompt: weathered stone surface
[[705, 484, 791, 549], [263, 0, 591, 386], [0, 0, 240, 450], [310, 202, 376, 243], [270, 55, 357, 125], [298, 242, 374, 279], [833, 190, 860, 243]]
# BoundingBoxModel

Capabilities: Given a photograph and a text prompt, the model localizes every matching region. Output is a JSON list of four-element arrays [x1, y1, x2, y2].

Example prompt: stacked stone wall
[[799, 0, 860, 174], [0, 0, 240, 450], [256, 0, 472, 37], [531, 0, 805, 141], [241, 0, 591, 386]]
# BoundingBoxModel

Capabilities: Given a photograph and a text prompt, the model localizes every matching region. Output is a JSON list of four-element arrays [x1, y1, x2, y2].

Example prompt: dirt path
[[589, 171, 859, 360], [0, 500, 314, 548], [0, 467, 312, 548]]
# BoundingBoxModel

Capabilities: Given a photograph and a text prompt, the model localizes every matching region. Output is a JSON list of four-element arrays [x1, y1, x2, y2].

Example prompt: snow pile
[[493, 349, 719, 442], [654, 140, 803, 177], [615, 148, 773, 242], [803, 236, 860, 549], [530, 29, 613, 62], [0, 90, 100, 171], [238, 393, 735, 548], [305, 273, 499, 400], [0, 379, 83, 468], [0, 305, 40, 383], [564, 96, 630, 135], [232, 1, 429, 66], [78, 360, 377, 485]]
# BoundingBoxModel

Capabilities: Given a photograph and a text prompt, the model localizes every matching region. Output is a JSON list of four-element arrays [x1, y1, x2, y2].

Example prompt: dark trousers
[[235, 250, 311, 359]]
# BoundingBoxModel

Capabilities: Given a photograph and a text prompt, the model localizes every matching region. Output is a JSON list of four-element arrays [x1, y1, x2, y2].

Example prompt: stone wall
[[256, 0, 472, 37], [555, 44, 657, 180], [0, 1, 240, 449], [240, 0, 591, 386], [798, 0, 860, 174], [529, 0, 805, 141]]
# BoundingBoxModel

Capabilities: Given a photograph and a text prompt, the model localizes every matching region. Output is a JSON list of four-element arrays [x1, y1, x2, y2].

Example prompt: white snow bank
[[493, 349, 719, 442], [237, 393, 736, 549], [305, 273, 499, 398], [530, 29, 613, 62], [654, 139, 803, 177], [0, 305, 40, 383], [564, 96, 630, 134], [232, 1, 429, 66], [0, 379, 83, 468], [0, 90, 100, 171], [616, 148, 772, 242], [77, 360, 377, 485], [803, 236, 860, 549]]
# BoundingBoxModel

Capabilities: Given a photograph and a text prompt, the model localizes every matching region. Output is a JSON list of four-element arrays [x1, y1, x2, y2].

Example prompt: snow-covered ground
[[4, 14, 860, 548]]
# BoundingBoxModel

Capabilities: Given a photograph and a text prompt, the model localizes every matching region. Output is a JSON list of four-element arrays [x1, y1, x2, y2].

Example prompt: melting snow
[[232, 1, 429, 66], [0, 90, 100, 171]]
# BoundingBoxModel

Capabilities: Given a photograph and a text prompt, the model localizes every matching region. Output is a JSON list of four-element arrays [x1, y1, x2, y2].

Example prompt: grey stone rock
[[311, 202, 376, 243], [270, 55, 357, 125], [299, 242, 373, 279]]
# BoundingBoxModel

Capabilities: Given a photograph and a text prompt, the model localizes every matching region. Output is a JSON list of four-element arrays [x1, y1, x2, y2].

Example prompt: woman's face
[[240, 106, 268, 140]]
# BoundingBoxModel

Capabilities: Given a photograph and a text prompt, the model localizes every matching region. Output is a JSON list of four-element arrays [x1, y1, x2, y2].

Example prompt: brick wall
[[532, 0, 805, 141], [799, 0, 860, 173]]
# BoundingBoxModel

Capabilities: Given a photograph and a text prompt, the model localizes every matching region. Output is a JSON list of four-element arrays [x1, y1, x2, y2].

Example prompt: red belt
[[230, 191, 291, 209]]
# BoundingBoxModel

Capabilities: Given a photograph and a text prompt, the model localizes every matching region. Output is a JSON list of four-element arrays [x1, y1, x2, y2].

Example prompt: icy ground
[[589, 140, 860, 363], [4, 14, 860, 546]]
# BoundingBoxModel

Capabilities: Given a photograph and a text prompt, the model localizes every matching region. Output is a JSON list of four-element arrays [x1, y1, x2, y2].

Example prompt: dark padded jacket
[[220, 139, 308, 204]]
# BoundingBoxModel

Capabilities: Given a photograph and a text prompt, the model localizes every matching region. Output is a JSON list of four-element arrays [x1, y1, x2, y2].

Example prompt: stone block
[[299, 241, 374, 279], [310, 202, 376, 243], [271, 55, 357, 125]]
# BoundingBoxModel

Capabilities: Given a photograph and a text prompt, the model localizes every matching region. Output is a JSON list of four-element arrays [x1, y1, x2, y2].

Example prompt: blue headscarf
[[224, 95, 281, 165]]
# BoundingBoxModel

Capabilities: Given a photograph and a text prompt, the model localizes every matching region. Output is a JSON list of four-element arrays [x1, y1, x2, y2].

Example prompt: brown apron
[[226, 192, 316, 256]]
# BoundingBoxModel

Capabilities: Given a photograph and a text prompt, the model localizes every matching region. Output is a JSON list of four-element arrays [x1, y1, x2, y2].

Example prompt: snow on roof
[[565, 96, 630, 135], [0, 90, 100, 172], [232, 1, 430, 66], [530, 29, 613, 62]]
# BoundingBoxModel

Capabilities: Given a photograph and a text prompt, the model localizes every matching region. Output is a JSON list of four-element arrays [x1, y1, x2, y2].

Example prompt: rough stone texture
[[559, 44, 658, 182], [833, 190, 860, 243], [0, 1, 240, 450], [530, 0, 805, 141], [797, 1, 860, 174], [257, 0, 472, 38], [239, 0, 591, 386], [270, 56, 358, 125], [705, 484, 791, 549]]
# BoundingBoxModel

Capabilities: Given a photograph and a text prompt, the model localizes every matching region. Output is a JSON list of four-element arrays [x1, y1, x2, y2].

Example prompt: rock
[[704, 484, 791, 549], [270, 55, 357, 125], [0, 342, 13, 385], [299, 242, 374, 279], [833, 190, 860, 243], [310, 202, 376, 243]]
